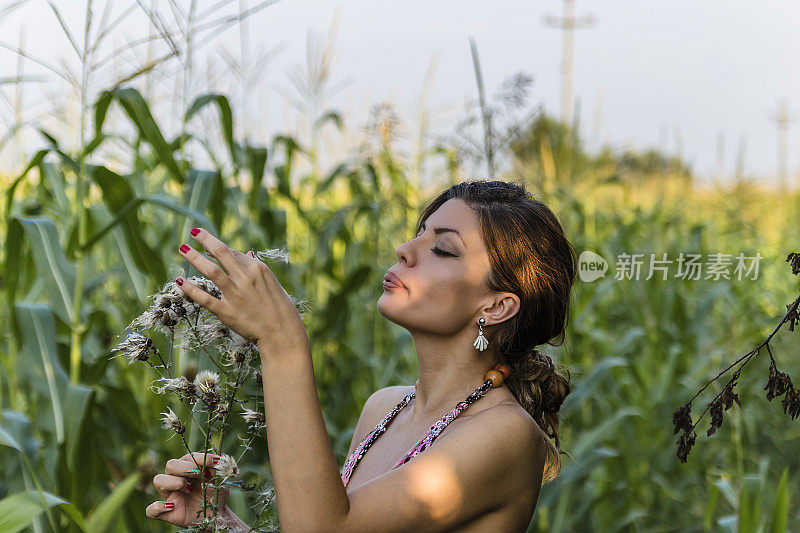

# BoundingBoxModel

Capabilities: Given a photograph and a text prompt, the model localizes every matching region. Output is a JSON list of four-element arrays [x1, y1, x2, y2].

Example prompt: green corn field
[[1, 2, 799, 532]]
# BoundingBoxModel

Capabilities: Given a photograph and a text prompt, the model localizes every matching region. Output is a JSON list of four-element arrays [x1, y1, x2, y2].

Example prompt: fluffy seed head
[[160, 406, 185, 434], [110, 332, 152, 364], [214, 453, 239, 479], [241, 408, 266, 428], [194, 370, 221, 404]]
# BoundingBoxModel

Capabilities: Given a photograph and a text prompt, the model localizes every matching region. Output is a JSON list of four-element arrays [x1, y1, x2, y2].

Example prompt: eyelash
[[431, 246, 456, 258], [415, 226, 457, 258]]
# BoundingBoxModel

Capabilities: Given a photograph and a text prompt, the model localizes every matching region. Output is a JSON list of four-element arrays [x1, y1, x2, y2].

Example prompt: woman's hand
[[145, 452, 230, 528], [176, 227, 309, 353]]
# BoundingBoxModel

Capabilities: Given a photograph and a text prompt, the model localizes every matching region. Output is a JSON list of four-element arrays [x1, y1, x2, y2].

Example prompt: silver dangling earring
[[473, 317, 489, 351]]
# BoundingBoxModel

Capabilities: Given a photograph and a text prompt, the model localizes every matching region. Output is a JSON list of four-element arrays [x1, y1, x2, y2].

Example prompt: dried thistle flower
[[117, 258, 292, 529], [214, 453, 239, 480], [195, 322, 232, 345], [215, 400, 231, 419], [241, 408, 266, 429], [110, 332, 153, 364], [195, 370, 221, 405], [151, 376, 198, 404], [160, 406, 185, 435], [187, 276, 223, 299]]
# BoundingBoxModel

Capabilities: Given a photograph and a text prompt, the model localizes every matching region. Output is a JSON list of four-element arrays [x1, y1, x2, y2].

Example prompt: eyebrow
[[419, 221, 467, 248]]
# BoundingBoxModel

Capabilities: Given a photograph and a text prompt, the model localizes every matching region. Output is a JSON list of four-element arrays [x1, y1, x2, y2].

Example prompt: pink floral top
[[340, 387, 476, 488]]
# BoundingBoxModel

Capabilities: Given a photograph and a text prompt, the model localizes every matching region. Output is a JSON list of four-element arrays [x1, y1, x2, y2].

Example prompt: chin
[[376, 295, 403, 324]]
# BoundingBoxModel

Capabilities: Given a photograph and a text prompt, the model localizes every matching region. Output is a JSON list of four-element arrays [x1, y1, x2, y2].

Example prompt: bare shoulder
[[340, 395, 547, 531], [446, 403, 547, 506], [465, 402, 545, 464]]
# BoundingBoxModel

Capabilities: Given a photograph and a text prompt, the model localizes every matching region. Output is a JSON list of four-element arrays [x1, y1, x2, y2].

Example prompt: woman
[[146, 179, 576, 532]]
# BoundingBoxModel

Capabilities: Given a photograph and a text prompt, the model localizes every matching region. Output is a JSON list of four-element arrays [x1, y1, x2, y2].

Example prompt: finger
[[166, 454, 221, 481], [178, 243, 234, 293], [153, 473, 194, 499], [174, 276, 224, 316], [145, 499, 174, 519], [188, 228, 246, 282], [178, 451, 221, 468]]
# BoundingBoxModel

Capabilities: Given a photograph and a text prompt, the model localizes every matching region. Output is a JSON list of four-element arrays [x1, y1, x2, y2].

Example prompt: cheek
[[410, 269, 475, 317]]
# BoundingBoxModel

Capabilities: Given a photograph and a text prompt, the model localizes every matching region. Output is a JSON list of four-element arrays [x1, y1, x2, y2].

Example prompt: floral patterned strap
[[340, 390, 416, 487], [392, 401, 470, 468], [341, 379, 494, 487]]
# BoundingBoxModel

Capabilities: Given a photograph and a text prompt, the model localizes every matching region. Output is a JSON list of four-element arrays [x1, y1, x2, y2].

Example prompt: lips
[[384, 271, 406, 289]]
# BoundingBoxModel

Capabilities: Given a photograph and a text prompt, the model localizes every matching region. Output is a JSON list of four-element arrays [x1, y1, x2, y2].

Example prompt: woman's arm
[[258, 341, 351, 532]]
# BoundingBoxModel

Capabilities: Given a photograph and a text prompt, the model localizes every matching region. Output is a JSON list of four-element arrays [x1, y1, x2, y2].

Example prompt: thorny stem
[[151, 344, 174, 380], [212, 371, 245, 515], [201, 408, 213, 523], [134, 290, 275, 529]]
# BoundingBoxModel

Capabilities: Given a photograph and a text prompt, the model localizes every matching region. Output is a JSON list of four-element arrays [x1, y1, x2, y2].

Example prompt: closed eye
[[415, 225, 458, 257], [431, 246, 457, 258]]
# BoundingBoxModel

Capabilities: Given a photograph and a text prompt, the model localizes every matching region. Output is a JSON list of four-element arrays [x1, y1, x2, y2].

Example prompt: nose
[[395, 237, 415, 266]]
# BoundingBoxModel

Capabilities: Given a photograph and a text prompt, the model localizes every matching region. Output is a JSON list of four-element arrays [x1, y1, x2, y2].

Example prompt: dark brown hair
[[415, 179, 577, 483]]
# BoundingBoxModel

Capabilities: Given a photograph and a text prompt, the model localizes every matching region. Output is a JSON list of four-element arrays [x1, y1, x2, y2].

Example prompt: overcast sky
[[2, 0, 798, 187]]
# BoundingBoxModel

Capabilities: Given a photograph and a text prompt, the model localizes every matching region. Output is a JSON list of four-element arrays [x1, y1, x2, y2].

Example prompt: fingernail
[[164, 501, 174, 510], [186, 481, 194, 492], [180, 244, 190, 253], [212, 456, 220, 465], [191, 228, 201, 236], [182, 469, 200, 474], [175, 277, 184, 286]]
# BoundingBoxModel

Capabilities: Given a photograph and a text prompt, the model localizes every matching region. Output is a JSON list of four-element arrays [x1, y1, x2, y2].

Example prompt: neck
[[408, 328, 498, 425]]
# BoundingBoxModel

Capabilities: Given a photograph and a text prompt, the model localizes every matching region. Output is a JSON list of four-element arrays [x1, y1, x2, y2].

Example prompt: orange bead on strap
[[493, 363, 511, 380], [484, 369, 505, 388]]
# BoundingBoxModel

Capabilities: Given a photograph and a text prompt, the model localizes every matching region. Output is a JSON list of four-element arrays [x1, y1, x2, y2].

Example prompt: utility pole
[[734, 134, 746, 184], [543, 0, 595, 131], [768, 97, 798, 192]]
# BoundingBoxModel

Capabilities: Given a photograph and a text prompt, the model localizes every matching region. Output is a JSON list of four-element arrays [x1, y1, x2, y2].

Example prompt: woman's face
[[377, 198, 493, 335]]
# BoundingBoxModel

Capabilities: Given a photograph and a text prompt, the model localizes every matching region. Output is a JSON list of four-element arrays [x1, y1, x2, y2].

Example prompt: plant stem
[[70, 0, 95, 384], [684, 292, 800, 434]]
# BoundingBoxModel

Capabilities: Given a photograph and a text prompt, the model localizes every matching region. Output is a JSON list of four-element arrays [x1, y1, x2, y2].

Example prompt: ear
[[483, 292, 520, 325]]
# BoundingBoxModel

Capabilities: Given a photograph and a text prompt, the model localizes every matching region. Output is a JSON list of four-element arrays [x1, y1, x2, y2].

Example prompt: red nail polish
[[186, 481, 194, 492], [212, 456, 220, 465], [175, 277, 184, 286], [191, 228, 201, 236], [179, 244, 190, 253], [164, 501, 174, 510]]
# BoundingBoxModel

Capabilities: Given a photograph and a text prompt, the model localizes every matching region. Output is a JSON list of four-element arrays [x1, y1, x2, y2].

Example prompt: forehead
[[425, 198, 482, 244]]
